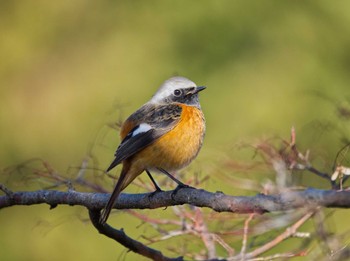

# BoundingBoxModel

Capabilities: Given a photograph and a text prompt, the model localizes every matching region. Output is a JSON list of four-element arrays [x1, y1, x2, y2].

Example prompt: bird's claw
[[148, 188, 164, 199], [171, 183, 194, 200]]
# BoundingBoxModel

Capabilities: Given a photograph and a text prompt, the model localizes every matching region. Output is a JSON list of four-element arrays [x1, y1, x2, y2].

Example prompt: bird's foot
[[148, 187, 164, 199], [171, 183, 194, 200]]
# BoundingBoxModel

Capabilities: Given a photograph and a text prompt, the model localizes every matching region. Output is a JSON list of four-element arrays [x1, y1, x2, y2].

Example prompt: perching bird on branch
[[100, 76, 206, 224]]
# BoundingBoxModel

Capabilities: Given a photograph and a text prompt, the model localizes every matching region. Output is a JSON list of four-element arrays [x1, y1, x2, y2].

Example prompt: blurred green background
[[1, 1, 350, 260]]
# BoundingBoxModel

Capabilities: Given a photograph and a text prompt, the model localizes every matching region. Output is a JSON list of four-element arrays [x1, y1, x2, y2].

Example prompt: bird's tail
[[99, 164, 134, 224]]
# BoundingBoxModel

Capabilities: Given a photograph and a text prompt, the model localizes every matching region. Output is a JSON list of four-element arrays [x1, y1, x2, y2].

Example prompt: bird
[[99, 76, 206, 224]]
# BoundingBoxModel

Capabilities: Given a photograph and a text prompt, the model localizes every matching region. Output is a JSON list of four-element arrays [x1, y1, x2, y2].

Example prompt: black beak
[[194, 86, 206, 93], [185, 86, 206, 97]]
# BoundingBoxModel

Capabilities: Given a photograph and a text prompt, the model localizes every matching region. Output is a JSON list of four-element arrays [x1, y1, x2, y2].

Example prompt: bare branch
[[1, 186, 350, 213]]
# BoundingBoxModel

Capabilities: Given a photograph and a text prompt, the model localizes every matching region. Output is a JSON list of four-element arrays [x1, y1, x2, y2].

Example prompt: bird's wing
[[106, 104, 182, 171]]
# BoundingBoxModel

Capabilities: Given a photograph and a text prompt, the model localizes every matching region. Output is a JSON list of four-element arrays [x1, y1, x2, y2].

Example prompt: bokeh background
[[1, 1, 350, 260]]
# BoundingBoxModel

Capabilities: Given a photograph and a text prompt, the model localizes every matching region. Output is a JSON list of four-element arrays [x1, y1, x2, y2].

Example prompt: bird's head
[[150, 76, 206, 108]]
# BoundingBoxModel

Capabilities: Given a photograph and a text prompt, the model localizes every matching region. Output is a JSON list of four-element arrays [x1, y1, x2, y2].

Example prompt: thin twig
[[305, 166, 334, 185], [88, 209, 182, 261], [244, 251, 307, 260], [0, 184, 13, 197], [240, 213, 255, 259], [244, 210, 315, 258], [193, 208, 217, 259], [212, 234, 235, 257]]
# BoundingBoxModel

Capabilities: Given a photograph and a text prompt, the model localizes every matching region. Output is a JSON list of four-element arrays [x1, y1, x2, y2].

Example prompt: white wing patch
[[131, 123, 152, 137]]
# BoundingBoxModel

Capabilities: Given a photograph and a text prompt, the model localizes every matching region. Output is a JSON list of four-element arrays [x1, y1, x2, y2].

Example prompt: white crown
[[150, 76, 197, 103]]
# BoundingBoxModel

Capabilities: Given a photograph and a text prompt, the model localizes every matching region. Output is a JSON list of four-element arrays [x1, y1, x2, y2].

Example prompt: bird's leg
[[157, 167, 187, 186], [157, 167, 194, 199], [146, 169, 163, 192]]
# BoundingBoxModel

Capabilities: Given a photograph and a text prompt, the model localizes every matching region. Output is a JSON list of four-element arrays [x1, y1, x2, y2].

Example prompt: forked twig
[[88, 209, 182, 261]]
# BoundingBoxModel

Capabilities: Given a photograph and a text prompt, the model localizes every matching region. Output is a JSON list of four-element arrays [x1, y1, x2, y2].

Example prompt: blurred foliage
[[1, 1, 350, 260]]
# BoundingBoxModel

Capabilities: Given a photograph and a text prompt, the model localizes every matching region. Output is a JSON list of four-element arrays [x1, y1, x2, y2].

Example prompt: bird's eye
[[174, 89, 181, 96]]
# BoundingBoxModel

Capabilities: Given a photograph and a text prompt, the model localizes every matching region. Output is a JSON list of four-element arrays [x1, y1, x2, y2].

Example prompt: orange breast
[[133, 104, 205, 171]]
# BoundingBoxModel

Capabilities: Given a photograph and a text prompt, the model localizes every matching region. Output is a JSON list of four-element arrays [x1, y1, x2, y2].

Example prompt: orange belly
[[132, 104, 205, 171]]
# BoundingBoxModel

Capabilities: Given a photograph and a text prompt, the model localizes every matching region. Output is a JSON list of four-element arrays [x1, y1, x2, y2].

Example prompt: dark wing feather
[[106, 104, 182, 172], [106, 129, 157, 171]]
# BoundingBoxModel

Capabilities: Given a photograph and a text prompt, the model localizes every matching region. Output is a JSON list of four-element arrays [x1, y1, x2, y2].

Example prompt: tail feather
[[100, 166, 131, 224]]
